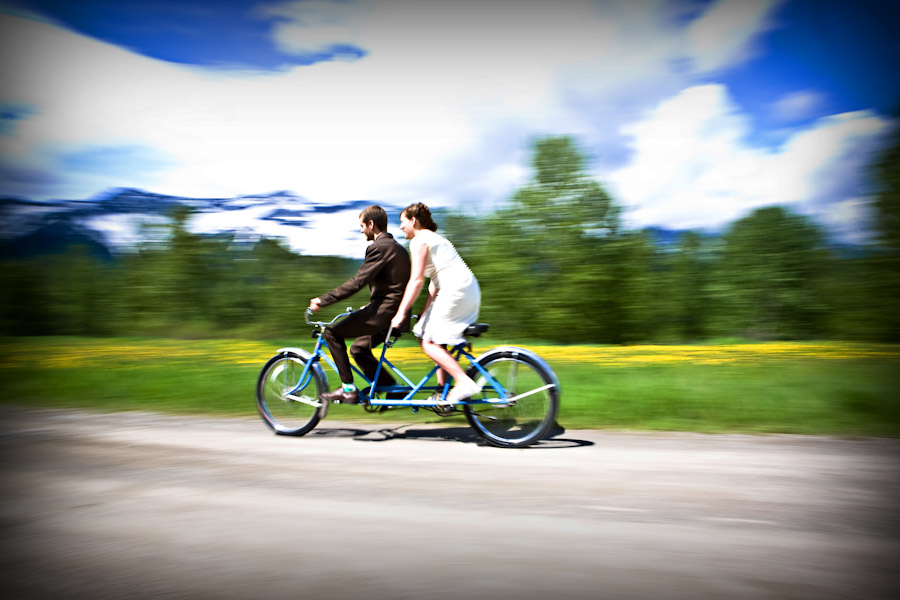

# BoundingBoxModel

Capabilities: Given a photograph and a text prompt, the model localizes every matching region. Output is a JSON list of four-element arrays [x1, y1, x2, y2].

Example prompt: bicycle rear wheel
[[464, 348, 559, 448], [257, 351, 328, 436]]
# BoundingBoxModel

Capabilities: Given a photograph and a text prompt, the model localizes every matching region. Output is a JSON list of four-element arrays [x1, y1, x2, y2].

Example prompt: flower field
[[3, 338, 898, 370], [1, 337, 898, 435]]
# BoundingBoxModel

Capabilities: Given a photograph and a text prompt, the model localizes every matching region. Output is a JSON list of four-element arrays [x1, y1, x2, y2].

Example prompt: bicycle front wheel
[[257, 351, 328, 436], [464, 348, 559, 448]]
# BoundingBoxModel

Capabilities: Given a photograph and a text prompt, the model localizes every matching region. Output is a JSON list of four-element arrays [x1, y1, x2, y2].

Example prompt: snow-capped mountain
[[1, 188, 409, 258]]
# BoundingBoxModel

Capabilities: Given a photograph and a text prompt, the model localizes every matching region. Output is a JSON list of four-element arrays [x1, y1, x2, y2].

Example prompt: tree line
[[2, 131, 898, 344]]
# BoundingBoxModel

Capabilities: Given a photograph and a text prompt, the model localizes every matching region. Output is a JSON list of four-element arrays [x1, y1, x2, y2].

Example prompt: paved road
[[1, 406, 898, 599]]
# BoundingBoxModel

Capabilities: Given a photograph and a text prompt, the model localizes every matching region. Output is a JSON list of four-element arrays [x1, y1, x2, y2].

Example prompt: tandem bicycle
[[256, 308, 560, 448]]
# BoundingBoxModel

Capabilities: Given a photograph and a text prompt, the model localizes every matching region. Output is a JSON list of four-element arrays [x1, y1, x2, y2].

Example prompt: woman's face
[[399, 212, 417, 239]]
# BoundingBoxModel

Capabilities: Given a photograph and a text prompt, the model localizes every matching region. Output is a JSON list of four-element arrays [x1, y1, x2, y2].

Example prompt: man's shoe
[[321, 388, 359, 404], [361, 387, 405, 401]]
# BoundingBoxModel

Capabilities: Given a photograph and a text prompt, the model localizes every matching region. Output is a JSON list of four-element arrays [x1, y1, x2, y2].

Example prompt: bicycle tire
[[257, 350, 328, 436], [463, 347, 559, 448]]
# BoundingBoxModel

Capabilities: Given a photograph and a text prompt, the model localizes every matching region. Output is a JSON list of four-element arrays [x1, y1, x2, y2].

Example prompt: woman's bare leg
[[421, 339, 472, 385]]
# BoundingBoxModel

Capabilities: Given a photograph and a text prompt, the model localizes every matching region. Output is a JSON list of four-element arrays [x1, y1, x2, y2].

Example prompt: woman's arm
[[390, 241, 429, 329], [419, 280, 437, 316]]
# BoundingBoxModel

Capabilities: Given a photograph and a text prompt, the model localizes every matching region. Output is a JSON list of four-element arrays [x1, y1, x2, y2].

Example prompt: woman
[[390, 203, 481, 404]]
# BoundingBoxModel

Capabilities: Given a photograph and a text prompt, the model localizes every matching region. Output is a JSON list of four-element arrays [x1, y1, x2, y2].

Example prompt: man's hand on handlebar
[[309, 298, 321, 312]]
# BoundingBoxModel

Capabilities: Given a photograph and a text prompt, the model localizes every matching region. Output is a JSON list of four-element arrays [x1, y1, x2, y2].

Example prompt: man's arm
[[314, 243, 386, 309]]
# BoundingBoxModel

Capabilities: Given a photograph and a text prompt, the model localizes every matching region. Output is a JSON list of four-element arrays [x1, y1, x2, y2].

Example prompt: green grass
[[1, 336, 898, 436], [555, 361, 900, 435]]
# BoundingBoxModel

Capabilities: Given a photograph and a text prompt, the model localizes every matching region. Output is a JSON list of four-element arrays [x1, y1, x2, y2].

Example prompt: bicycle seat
[[464, 323, 489, 337]]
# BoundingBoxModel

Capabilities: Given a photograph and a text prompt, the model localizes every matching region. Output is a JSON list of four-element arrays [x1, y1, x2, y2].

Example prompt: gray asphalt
[[1, 406, 898, 599]]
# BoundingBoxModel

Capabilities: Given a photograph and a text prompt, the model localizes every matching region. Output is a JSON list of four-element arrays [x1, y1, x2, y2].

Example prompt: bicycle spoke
[[284, 393, 323, 408], [504, 383, 555, 403]]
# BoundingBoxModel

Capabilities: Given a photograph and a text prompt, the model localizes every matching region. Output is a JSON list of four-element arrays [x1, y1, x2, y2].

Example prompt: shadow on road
[[306, 422, 594, 448]]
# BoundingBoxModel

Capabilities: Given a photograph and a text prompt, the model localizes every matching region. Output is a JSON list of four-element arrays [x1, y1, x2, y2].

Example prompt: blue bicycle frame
[[284, 322, 512, 409], [259, 309, 561, 447]]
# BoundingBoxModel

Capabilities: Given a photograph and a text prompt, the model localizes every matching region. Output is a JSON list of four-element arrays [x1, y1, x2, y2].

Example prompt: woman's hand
[[390, 312, 405, 331]]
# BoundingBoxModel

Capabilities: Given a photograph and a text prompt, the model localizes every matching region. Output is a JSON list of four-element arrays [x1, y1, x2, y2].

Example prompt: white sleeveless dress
[[410, 229, 481, 346]]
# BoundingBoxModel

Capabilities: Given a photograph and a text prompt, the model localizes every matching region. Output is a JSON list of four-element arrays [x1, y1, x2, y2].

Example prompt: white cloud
[[770, 89, 824, 123], [0, 2, 684, 206], [684, 0, 785, 73], [606, 85, 890, 237], [0, 10, 477, 203], [258, 0, 372, 55], [0, 0, 888, 252]]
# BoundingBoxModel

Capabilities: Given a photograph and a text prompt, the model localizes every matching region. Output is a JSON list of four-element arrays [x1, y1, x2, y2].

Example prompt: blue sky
[[1, 0, 898, 247]]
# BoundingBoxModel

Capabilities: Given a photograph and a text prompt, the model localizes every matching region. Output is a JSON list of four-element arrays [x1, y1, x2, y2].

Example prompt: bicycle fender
[[471, 346, 561, 392]]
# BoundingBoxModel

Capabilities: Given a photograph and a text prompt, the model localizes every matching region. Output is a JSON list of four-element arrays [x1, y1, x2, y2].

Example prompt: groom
[[309, 205, 411, 404]]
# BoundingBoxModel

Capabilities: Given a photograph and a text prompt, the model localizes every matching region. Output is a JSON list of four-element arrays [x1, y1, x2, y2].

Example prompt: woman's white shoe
[[441, 378, 482, 405]]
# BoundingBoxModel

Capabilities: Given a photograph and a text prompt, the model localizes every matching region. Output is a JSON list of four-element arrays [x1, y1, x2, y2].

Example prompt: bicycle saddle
[[464, 323, 489, 337]]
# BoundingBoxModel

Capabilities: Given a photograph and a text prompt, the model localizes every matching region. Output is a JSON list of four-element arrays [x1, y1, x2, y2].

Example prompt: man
[[309, 205, 411, 404]]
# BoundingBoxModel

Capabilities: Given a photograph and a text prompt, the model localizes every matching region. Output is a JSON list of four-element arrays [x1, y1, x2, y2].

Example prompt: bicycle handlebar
[[304, 308, 414, 348], [304, 307, 354, 328]]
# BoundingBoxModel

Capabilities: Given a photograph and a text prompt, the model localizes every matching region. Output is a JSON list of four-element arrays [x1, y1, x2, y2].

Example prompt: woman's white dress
[[410, 229, 480, 346]]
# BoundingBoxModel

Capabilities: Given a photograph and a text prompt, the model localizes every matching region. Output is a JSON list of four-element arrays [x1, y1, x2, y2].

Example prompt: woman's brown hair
[[401, 202, 438, 231]]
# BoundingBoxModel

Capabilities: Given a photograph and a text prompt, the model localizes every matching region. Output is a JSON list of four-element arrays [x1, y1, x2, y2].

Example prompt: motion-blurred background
[[1, 0, 898, 344]]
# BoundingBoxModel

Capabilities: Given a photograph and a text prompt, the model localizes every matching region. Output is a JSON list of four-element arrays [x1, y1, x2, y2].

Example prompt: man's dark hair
[[360, 205, 388, 232]]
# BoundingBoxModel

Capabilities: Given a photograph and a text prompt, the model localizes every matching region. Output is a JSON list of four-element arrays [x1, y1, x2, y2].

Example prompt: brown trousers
[[322, 303, 397, 387]]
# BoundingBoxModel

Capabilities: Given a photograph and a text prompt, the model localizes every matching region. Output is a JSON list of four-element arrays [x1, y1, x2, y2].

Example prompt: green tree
[[598, 230, 656, 343], [871, 123, 900, 252], [0, 258, 50, 335], [866, 121, 900, 340], [166, 205, 214, 329], [713, 206, 832, 340], [637, 230, 713, 342], [470, 136, 624, 342], [43, 246, 116, 335]]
